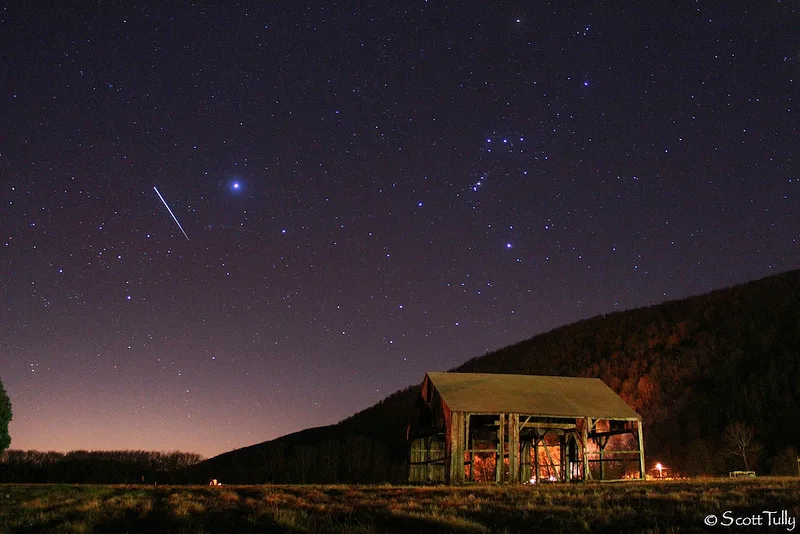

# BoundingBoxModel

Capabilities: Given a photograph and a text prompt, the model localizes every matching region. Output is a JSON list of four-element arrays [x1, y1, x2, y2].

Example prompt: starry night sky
[[2, 2, 798, 458]]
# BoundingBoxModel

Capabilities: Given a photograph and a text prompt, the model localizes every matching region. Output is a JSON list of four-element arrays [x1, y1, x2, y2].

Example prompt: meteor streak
[[153, 186, 190, 241]]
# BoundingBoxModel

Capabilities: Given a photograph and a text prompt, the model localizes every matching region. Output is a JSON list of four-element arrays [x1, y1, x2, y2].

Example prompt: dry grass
[[1, 478, 798, 533]]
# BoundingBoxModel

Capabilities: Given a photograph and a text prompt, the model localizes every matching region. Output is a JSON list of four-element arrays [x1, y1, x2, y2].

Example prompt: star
[[228, 179, 245, 193]]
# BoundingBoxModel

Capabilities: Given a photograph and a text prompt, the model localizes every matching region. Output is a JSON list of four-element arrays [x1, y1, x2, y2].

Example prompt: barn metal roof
[[425, 372, 641, 420]]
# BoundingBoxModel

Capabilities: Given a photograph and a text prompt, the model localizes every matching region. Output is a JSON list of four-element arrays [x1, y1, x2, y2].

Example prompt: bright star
[[227, 178, 245, 192]]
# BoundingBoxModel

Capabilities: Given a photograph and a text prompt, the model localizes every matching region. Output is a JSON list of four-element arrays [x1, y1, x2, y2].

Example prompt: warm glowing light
[[655, 462, 665, 478]]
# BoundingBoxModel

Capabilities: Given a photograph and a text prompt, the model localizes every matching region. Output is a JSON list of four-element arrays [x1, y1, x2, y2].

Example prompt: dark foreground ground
[[1, 478, 799, 533]]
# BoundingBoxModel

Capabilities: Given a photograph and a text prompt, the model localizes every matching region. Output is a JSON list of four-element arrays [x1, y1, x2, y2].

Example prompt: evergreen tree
[[0, 377, 11, 452]]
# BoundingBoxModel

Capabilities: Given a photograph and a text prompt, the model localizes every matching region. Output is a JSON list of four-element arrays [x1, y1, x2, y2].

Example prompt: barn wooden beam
[[598, 435, 608, 480], [587, 449, 643, 455], [582, 417, 591, 482], [449, 412, 465, 484], [637, 419, 646, 480], [535, 430, 554, 481], [496, 413, 505, 483], [509, 413, 520, 483], [520, 422, 577, 430], [465, 413, 472, 482], [521, 439, 531, 482]]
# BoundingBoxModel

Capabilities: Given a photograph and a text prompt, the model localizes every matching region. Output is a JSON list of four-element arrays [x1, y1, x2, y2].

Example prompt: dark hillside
[[185, 270, 800, 483], [182, 387, 421, 484], [455, 270, 800, 474]]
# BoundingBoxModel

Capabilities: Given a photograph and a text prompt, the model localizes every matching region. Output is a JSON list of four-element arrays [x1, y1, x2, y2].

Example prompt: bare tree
[[320, 440, 341, 483], [770, 446, 799, 476], [291, 446, 316, 483], [344, 435, 369, 483], [724, 421, 760, 471]]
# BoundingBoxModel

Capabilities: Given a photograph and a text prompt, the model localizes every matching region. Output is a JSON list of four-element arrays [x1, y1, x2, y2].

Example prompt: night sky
[[2, 2, 798, 458]]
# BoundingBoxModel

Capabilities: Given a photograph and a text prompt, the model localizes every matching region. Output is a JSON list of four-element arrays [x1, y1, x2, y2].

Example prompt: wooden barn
[[408, 372, 645, 484]]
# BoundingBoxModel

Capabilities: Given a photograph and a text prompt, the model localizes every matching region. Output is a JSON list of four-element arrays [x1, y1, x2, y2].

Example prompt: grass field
[[1, 478, 799, 533]]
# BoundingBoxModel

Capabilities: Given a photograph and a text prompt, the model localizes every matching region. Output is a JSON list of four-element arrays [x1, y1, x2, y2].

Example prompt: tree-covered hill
[[185, 269, 800, 483]]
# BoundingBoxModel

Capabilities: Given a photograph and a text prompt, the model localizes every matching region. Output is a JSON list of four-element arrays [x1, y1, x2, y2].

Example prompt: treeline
[[0, 449, 203, 483]]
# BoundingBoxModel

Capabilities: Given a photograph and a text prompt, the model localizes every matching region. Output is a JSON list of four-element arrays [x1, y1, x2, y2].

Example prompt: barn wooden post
[[599, 435, 607, 480], [521, 439, 531, 482], [533, 432, 540, 483], [450, 412, 465, 484], [496, 413, 505, 483], [582, 418, 590, 482], [508, 413, 520, 482], [465, 413, 472, 482], [637, 419, 646, 480], [559, 435, 567, 482]]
